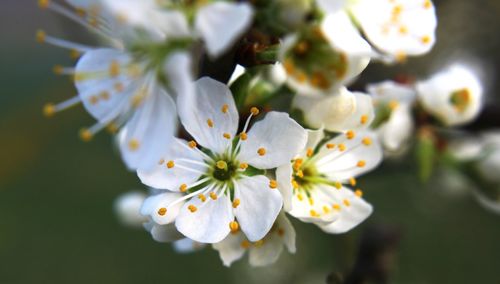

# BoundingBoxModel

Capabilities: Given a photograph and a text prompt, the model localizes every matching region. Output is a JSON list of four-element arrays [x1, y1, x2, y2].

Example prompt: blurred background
[[1, 0, 500, 283]]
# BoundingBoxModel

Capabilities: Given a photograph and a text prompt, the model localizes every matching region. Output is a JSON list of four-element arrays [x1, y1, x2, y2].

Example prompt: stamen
[[250, 107, 260, 116], [188, 140, 197, 148], [326, 143, 335, 149], [269, 180, 278, 189], [306, 148, 313, 157], [158, 159, 165, 165], [128, 139, 140, 151], [221, 104, 229, 114], [198, 194, 206, 202], [277, 228, 285, 236], [207, 119, 214, 128], [362, 137, 372, 146], [343, 199, 351, 207], [239, 163, 248, 170], [188, 205, 197, 213], [254, 240, 264, 247], [232, 198, 241, 208], [223, 133, 231, 140], [109, 60, 120, 77], [257, 148, 266, 156], [310, 210, 320, 217], [157, 207, 167, 216], [229, 221, 239, 233], [209, 192, 218, 200], [240, 132, 248, 141], [346, 130, 355, 140], [167, 160, 175, 169], [350, 178, 357, 186], [357, 160, 366, 168], [338, 144, 346, 152], [334, 181, 342, 189], [241, 240, 251, 249], [79, 128, 93, 142], [332, 204, 341, 211], [296, 170, 304, 178], [360, 115, 369, 125], [43, 95, 81, 117], [216, 160, 227, 170], [308, 197, 314, 205], [180, 184, 188, 192], [323, 206, 330, 213], [355, 189, 363, 197], [292, 180, 299, 189]]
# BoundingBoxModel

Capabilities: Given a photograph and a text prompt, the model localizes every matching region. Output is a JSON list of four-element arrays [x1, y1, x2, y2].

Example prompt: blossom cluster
[[37, 0, 495, 267]]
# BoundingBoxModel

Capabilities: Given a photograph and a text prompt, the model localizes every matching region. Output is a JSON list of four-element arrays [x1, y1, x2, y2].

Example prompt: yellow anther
[[362, 137, 372, 146], [346, 130, 356, 140], [292, 180, 299, 189], [257, 148, 266, 156], [207, 119, 214, 128], [355, 189, 363, 197], [297, 193, 304, 201], [157, 207, 167, 216], [357, 160, 366, 168], [221, 104, 229, 114], [53, 65, 64, 75], [241, 240, 251, 249], [38, 0, 50, 9], [326, 143, 335, 149], [392, 5, 403, 16], [188, 140, 197, 148], [323, 206, 330, 213], [109, 60, 120, 77], [43, 103, 56, 117], [232, 198, 241, 208], [239, 163, 248, 170], [79, 128, 93, 142], [250, 107, 260, 116], [240, 132, 248, 141], [399, 25, 408, 35], [310, 210, 320, 217], [198, 194, 206, 202], [179, 184, 188, 192], [283, 59, 295, 75], [388, 100, 399, 110], [334, 181, 342, 189], [106, 123, 118, 134], [343, 199, 351, 207], [216, 160, 227, 170], [269, 180, 278, 189], [350, 178, 357, 187], [99, 91, 110, 101], [395, 52, 407, 63], [424, 0, 432, 9], [308, 197, 314, 206], [277, 228, 285, 236], [421, 35, 431, 44], [73, 73, 85, 82], [223, 133, 231, 139], [229, 221, 239, 233], [254, 240, 264, 247], [333, 204, 341, 211], [89, 95, 99, 105], [296, 170, 304, 178], [360, 115, 369, 125], [128, 139, 140, 151], [166, 160, 175, 169], [158, 159, 165, 165], [294, 41, 309, 54], [69, 49, 81, 60], [293, 159, 303, 170], [338, 144, 346, 152], [36, 30, 46, 43], [209, 192, 218, 200], [188, 205, 197, 213], [306, 148, 314, 157], [114, 82, 124, 92]]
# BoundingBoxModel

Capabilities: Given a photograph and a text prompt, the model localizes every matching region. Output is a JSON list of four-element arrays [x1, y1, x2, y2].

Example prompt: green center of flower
[[450, 88, 471, 113], [212, 159, 238, 182]]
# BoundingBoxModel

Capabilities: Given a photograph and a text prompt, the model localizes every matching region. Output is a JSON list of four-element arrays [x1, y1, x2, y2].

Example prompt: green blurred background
[[1, 1, 499, 283]]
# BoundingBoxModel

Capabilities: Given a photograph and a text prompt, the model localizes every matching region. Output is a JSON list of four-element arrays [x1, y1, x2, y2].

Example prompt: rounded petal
[[173, 238, 206, 254], [212, 232, 247, 267], [140, 192, 184, 225], [195, 2, 253, 57], [238, 112, 307, 169], [379, 104, 414, 151], [113, 191, 147, 227], [276, 164, 294, 212], [118, 86, 178, 171], [367, 80, 416, 105], [164, 51, 194, 98], [175, 189, 234, 243], [234, 176, 283, 242], [275, 212, 296, 253], [148, 223, 184, 243], [177, 77, 239, 154], [248, 234, 284, 267], [137, 138, 207, 191], [322, 11, 372, 57]]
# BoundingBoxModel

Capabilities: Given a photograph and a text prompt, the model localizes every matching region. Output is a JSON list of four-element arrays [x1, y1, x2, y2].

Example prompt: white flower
[[349, 0, 437, 60], [213, 212, 295, 267], [416, 65, 483, 126], [276, 129, 383, 233], [367, 81, 416, 152], [292, 87, 375, 132], [280, 12, 371, 96], [113, 191, 148, 227], [139, 77, 307, 243], [172, 238, 206, 254]]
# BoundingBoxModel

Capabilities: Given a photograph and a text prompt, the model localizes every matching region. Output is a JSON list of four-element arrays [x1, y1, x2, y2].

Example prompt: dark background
[[1, 1, 499, 283]]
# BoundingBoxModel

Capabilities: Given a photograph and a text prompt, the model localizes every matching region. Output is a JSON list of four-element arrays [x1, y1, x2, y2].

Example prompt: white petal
[[275, 212, 296, 253], [173, 238, 206, 253], [212, 232, 246, 267], [276, 164, 293, 212], [322, 11, 372, 57], [175, 188, 234, 243], [367, 80, 416, 105], [379, 104, 414, 151], [238, 112, 307, 169], [148, 223, 184, 243], [195, 2, 253, 58], [315, 131, 383, 181], [118, 85, 178, 171], [76, 48, 136, 123], [113, 191, 147, 227], [248, 234, 283, 267], [140, 192, 184, 225], [177, 77, 239, 154], [233, 176, 283, 242], [164, 52, 194, 98], [317, 0, 346, 14], [137, 138, 207, 191], [289, 188, 339, 225]]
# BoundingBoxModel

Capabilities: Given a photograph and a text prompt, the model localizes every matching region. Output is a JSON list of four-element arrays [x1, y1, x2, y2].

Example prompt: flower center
[[450, 88, 471, 113], [212, 159, 238, 182]]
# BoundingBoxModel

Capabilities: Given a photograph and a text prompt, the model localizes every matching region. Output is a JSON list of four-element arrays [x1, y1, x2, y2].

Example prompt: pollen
[[362, 137, 372, 146], [254, 240, 264, 247], [38, 0, 50, 9], [346, 130, 356, 140], [89, 96, 99, 105], [229, 221, 239, 233], [355, 189, 363, 197], [399, 25, 408, 35], [421, 35, 431, 44], [269, 180, 278, 189], [36, 30, 46, 43], [292, 180, 299, 189], [157, 207, 167, 216], [79, 128, 93, 142], [334, 181, 342, 189], [216, 160, 227, 170], [223, 133, 231, 139], [180, 184, 188, 192], [350, 177, 357, 187], [323, 206, 330, 213], [296, 170, 304, 178], [221, 104, 229, 114], [158, 159, 165, 165], [188, 140, 197, 148], [360, 115, 369, 125], [343, 199, 351, 207], [188, 205, 197, 213], [388, 100, 399, 110], [109, 60, 120, 77], [277, 228, 285, 236], [69, 49, 81, 59], [207, 119, 214, 128], [326, 143, 335, 149], [128, 139, 140, 151], [240, 132, 248, 141], [106, 123, 118, 134], [310, 210, 320, 217], [232, 198, 241, 208], [297, 193, 304, 201], [239, 163, 248, 170], [338, 144, 346, 152], [198, 194, 206, 202], [257, 148, 266, 156], [99, 91, 110, 101], [209, 192, 218, 200], [357, 160, 366, 168], [306, 148, 314, 157], [43, 103, 56, 117], [333, 204, 341, 211], [250, 107, 260, 116], [308, 197, 314, 206], [293, 159, 303, 170], [424, 0, 432, 9], [241, 240, 251, 249], [166, 160, 175, 169]]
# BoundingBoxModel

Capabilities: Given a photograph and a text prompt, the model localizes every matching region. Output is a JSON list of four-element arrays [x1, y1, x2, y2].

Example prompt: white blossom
[[113, 191, 148, 227]]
